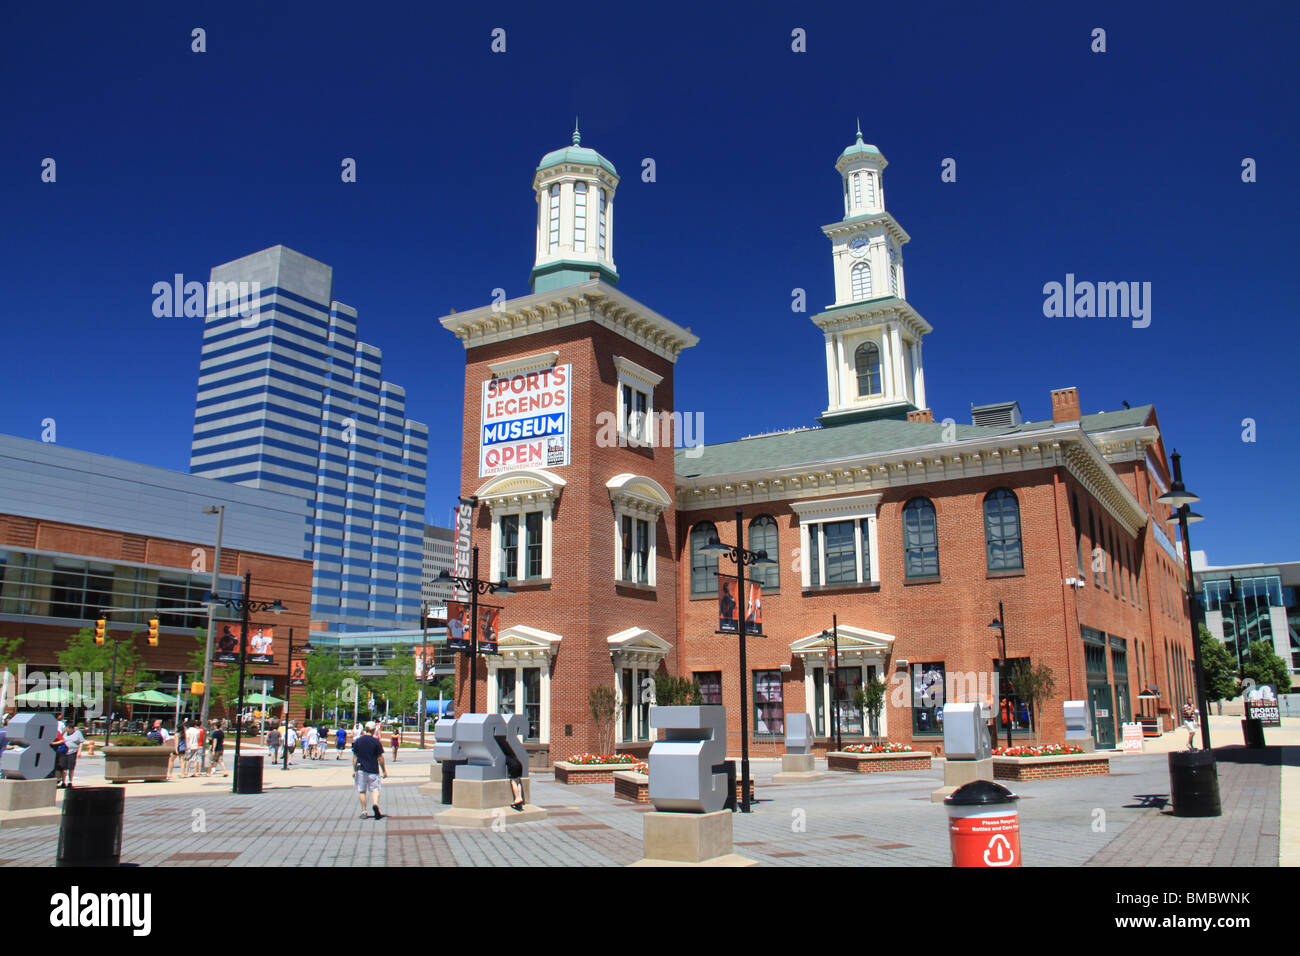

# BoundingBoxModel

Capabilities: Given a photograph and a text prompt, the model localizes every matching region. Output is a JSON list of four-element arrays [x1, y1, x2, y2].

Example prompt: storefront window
[[497, 668, 516, 716], [912, 662, 945, 734], [997, 658, 1033, 734], [522, 667, 540, 741], [813, 666, 825, 736], [834, 666, 863, 735], [694, 671, 722, 705], [753, 670, 784, 736]]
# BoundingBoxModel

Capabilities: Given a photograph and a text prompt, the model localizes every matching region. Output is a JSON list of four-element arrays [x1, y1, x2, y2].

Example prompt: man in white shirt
[[184, 721, 204, 775]]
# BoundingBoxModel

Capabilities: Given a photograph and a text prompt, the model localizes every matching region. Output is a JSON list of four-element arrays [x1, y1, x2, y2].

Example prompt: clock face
[[849, 236, 869, 258]]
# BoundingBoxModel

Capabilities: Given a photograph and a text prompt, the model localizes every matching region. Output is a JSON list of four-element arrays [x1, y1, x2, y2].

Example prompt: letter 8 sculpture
[[0, 713, 57, 780], [647, 705, 727, 813]]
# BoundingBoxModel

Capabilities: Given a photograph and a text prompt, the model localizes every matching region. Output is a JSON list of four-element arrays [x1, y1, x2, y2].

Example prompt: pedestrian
[[51, 724, 68, 786], [335, 725, 347, 759], [1182, 697, 1198, 750], [185, 720, 204, 776], [351, 720, 387, 819], [267, 723, 281, 763], [390, 728, 400, 761], [283, 722, 297, 765], [147, 720, 164, 745], [305, 723, 318, 760], [299, 722, 309, 759], [61, 722, 85, 788], [170, 724, 186, 779], [208, 720, 227, 776]]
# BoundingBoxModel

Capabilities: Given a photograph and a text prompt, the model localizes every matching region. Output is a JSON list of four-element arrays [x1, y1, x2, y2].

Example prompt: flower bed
[[827, 746, 931, 773], [554, 754, 643, 785], [992, 744, 1085, 757]]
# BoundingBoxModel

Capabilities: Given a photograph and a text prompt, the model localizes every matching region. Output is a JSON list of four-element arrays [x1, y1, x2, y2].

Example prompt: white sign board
[[479, 365, 570, 476], [1120, 722, 1144, 753]]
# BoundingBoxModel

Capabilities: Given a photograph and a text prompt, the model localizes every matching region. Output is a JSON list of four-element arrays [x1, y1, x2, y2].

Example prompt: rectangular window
[[694, 671, 722, 705], [522, 667, 541, 741], [852, 172, 862, 207], [574, 182, 587, 252], [501, 515, 519, 580], [598, 189, 608, 256], [621, 515, 634, 582], [548, 186, 560, 252], [753, 670, 784, 736], [807, 524, 820, 586], [497, 668, 516, 717], [865, 172, 876, 206], [621, 384, 649, 443], [912, 662, 945, 734], [524, 511, 542, 578], [997, 658, 1034, 735], [635, 518, 649, 584], [823, 520, 857, 584], [813, 666, 826, 736], [804, 516, 875, 587], [834, 665, 864, 735]]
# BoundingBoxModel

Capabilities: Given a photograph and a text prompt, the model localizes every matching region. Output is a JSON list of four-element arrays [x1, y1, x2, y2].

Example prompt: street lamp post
[[438, 547, 513, 714], [701, 508, 776, 814], [1158, 450, 1212, 750], [199, 505, 225, 744], [988, 601, 1012, 750], [207, 571, 284, 793], [419, 602, 430, 750]]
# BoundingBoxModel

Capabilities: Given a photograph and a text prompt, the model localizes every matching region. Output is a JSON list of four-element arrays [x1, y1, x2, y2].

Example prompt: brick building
[[440, 128, 1198, 763], [0, 434, 313, 725]]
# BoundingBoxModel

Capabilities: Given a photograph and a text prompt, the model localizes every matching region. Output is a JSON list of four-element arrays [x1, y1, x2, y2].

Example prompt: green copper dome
[[537, 125, 618, 177], [838, 121, 882, 162]]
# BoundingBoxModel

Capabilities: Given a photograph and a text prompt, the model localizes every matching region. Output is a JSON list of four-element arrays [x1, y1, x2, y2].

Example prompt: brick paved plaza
[[1, 717, 1292, 867]]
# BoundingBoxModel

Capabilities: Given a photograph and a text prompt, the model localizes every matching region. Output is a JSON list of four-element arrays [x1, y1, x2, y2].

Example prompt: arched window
[[902, 498, 939, 578], [573, 182, 587, 252], [865, 171, 876, 206], [748, 515, 779, 590], [855, 341, 881, 396], [984, 488, 1023, 572], [690, 521, 717, 595], [548, 185, 560, 251], [852, 172, 862, 207], [851, 261, 872, 301]]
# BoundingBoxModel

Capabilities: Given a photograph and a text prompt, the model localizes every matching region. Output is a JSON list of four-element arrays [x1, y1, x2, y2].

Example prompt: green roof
[[838, 127, 882, 163], [537, 128, 617, 177], [675, 405, 1154, 480]]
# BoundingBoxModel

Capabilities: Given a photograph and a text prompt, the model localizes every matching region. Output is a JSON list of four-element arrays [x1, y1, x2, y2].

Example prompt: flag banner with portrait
[[718, 576, 762, 635], [478, 606, 500, 654], [289, 659, 306, 686], [214, 624, 274, 664], [447, 601, 471, 652], [414, 649, 437, 681]]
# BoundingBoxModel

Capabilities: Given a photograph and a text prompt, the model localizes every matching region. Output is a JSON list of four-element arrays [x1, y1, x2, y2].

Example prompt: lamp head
[[700, 534, 729, 554], [494, 580, 515, 596], [271, 600, 284, 616]]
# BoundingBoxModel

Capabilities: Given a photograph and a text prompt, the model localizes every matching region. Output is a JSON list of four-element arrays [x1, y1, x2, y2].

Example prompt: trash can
[[944, 780, 1021, 867], [440, 759, 465, 805], [1242, 718, 1265, 749], [57, 787, 124, 867], [235, 755, 264, 795], [1168, 750, 1221, 817]]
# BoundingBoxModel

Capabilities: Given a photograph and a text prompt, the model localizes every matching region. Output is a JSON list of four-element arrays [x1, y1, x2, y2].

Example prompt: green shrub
[[109, 735, 158, 747]]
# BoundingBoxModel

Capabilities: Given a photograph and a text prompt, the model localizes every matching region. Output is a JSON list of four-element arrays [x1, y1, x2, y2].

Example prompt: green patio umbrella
[[119, 689, 180, 705], [241, 692, 286, 705], [13, 687, 78, 705]]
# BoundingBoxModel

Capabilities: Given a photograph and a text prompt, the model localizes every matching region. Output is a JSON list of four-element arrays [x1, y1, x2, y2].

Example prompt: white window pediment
[[487, 351, 560, 379], [493, 624, 562, 665], [477, 470, 565, 582], [790, 625, 894, 660], [789, 492, 882, 522], [606, 473, 671, 517], [608, 626, 672, 671], [476, 469, 566, 510], [608, 474, 668, 587]]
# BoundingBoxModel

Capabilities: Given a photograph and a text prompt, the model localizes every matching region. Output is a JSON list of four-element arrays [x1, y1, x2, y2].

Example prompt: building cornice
[[811, 298, 933, 338], [440, 280, 699, 364], [822, 212, 911, 247]]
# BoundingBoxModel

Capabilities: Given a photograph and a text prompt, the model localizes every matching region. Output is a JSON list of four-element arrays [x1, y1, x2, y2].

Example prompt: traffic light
[[147, 618, 160, 646], [94, 618, 107, 645]]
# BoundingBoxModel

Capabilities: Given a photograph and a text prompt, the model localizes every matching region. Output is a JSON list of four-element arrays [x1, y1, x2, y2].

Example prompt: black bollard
[[235, 755, 264, 794], [1241, 718, 1265, 749], [1168, 750, 1222, 817], [440, 759, 464, 805], [57, 787, 124, 867]]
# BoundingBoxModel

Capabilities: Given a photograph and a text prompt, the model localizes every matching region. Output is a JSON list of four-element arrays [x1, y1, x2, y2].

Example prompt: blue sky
[[1, 1, 1296, 565]]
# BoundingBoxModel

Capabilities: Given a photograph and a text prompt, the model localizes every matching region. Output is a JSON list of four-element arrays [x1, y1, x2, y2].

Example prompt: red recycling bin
[[945, 780, 1021, 867]]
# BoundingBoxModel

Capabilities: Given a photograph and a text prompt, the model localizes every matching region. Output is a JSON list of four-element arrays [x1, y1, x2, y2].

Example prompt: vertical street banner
[[479, 364, 570, 476], [479, 606, 500, 655], [289, 660, 306, 686], [719, 577, 762, 635], [447, 601, 470, 652], [453, 499, 472, 603], [745, 581, 763, 635], [214, 625, 274, 664]]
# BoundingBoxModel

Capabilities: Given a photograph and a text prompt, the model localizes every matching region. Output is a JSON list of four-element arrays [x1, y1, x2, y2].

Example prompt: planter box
[[612, 772, 756, 806], [993, 753, 1110, 781], [827, 751, 932, 773], [553, 761, 642, 785], [103, 746, 171, 783]]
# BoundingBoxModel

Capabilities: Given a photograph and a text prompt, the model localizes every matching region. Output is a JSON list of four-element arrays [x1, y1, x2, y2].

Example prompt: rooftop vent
[[971, 401, 1022, 428]]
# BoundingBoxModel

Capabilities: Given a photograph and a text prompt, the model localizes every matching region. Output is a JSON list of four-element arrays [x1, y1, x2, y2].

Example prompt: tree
[[853, 675, 888, 737], [378, 651, 418, 723], [1009, 660, 1056, 743], [1198, 624, 1238, 704], [1243, 639, 1293, 695], [303, 650, 347, 720], [0, 636, 24, 672], [653, 674, 701, 706], [589, 685, 618, 755], [436, 674, 455, 700]]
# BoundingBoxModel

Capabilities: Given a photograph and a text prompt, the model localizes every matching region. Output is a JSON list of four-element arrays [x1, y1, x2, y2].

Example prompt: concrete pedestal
[[630, 809, 758, 867], [0, 778, 60, 829], [931, 757, 993, 803], [433, 777, 547, 828], [773, 752, 825, 783], [417, 761, 442, 796]]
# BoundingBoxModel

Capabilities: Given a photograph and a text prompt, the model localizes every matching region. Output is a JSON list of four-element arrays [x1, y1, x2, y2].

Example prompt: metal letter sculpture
[[1063, 700, 1091, 739], [942, 702, 991, 760], [453, 713, 529, 782], [432, 718, 464, 763], [647, 705, 727, 813], [785, 713, 814, 755], [0, 713, 56, 780]]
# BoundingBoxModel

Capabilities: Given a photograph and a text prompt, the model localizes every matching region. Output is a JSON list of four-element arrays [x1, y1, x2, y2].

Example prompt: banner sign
[[1246, 694, 1281, 727], [447, 602, 471, 652], [414, 649, 436, 681], [1120, 722, 1144, 753], [478, 607, 500, 655], [289, 660, 306, 686], [214, 625, 274, 665], [453, 500, 472, 602], [718, 578, 762, 635], [479, 364, 570, 476]]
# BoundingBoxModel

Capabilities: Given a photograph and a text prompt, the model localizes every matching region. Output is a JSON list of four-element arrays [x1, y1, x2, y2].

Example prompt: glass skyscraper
[[189, 245, 428, 630]]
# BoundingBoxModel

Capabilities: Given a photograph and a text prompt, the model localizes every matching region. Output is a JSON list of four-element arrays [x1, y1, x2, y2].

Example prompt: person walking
[[305, 723, 318, 760], [51, 724, 68, 787], [267, 724, 281, 764], [60, 722, 85, 788], [208, 720, 227, 776], [335, 725, 347, 759], [170, 724, 187, 779], [283, 722, 297, 766], [351, 720, 387, 819], [390, 728, 400, 762], [1182, 697, 1199, 750], [185, 720, 204, 777]]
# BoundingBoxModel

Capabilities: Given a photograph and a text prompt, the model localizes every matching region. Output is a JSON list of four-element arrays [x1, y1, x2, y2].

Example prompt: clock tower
[[815, 125, 932, 423]]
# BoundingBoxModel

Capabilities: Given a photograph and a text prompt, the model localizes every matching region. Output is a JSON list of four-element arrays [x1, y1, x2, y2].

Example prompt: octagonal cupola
[[530, 123, 620, 293]]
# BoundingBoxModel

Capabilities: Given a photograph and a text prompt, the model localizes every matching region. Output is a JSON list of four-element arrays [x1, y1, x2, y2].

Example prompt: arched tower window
[[865, 171, 876, 206], [748, 515, 779, 590], [598, 188, 608, 257], [690, 521, 717, 596], [902, 498, 939, 578], [573, 182, 587, 252], [852, 172, 862, 208], [855, 341, 881, 396], [984, 488, 1023, 571], [851, 261, 872, 301]]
